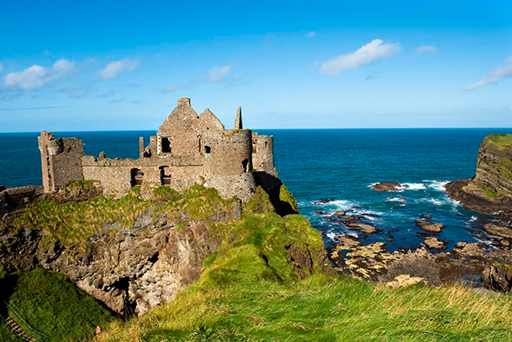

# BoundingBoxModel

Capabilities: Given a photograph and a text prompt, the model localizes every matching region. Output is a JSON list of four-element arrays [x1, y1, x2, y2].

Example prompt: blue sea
[[2, 129, 512, 251]]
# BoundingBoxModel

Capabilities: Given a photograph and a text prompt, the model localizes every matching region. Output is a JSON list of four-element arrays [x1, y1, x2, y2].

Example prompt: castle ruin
[[38, 98, 278, 202]]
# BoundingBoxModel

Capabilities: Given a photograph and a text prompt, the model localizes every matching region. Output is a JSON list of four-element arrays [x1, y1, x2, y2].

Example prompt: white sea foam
[[386, 196, 404, 202], [426, 180, 449, 192], [424, 198, 444, 206], [469, 216, 477, 222], [326, 230, 357, 241], [313, 199, 354, 211], [402, 183, 426, 190]]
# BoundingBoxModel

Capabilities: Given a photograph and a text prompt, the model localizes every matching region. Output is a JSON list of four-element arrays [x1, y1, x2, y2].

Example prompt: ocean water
[[1, 129, 512, 251]]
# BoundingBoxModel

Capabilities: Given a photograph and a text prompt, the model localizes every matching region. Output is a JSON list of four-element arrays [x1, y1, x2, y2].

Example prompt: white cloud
[[0, 63, 3, 73], [99, 59, 139, 80], [201, 65, 232, 82], [464, 56, 512, 91], [416, 45, 439, 55], [3, 59, 74, 90], [306, 31, 316, 38], [320, 39, 401, 75]]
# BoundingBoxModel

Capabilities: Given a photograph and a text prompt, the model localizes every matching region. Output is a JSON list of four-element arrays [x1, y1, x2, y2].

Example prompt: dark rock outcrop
[[483, 263, 512, 292], [446, 134, 512, 213], [0, 186, 43, 222], [371, 182, 406, 192]]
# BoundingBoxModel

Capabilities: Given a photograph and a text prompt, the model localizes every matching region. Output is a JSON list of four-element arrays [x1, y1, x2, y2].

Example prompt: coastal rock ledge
[[446, 134, 512, 214]]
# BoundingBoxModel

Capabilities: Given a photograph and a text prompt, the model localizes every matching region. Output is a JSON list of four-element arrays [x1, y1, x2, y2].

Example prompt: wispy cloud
[[2, 59, 75, 90], [166, 65, 240, 93], [200, 65, 232, 82], [415, 45, 438, 55], [306, 31, 316, 38], [464, 56, 512, 91], [99, 58, 139, 80], [320, 39, 401, 75], [0, 106, 69, 111]]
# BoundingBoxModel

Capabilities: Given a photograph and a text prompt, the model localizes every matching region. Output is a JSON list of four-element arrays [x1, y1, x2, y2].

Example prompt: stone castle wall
[[38, 131, 84, 192], [203, 129, 255, 202], [39, 98, 276, 203], [252, 133, 278, 177]]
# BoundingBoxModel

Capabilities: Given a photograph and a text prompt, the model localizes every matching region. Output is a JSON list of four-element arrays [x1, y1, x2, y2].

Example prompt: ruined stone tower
[[39, 98, 278, 202]]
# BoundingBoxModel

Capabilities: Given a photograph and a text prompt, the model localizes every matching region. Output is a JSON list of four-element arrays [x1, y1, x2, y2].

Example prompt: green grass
[[10, 184, 238, 252], [94, 187, 512, 342], [95, 273, 512, 342], [7, 183, 512, 341], [279, 183, 299, 213], [484, 134, 512, 151], [0, 267, 113, 342]]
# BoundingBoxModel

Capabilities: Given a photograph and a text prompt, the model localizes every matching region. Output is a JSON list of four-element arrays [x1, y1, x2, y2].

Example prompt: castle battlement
[[38, 98, 278, 202]]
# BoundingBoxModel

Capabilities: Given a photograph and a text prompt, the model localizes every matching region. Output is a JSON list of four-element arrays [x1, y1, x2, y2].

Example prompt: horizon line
[[2, 127, 512, 134]]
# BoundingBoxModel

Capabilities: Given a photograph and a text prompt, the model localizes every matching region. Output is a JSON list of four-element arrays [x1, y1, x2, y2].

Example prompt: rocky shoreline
[[323, 171, 512, 291]]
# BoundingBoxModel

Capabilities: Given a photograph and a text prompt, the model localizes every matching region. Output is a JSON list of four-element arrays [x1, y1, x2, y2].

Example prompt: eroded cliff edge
[[446, 134, 512, 214], [0, 181, 330, 317]]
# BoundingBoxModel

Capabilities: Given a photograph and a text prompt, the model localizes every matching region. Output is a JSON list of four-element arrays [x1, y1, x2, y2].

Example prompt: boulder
[[371, 182, 405, 192], [420, 223, 444, 233], [484, 223, 512, 239], [347, 223, 380, 234], [386, 196, 406, 203], [424, 236, 445, 249], [313, 198, 335, 204], [333, 235, 361, 250], [335, 210, 346, 217], [454, 242, 483, 257], [420, 214, 432, 220], [415, 219, 431, 227]]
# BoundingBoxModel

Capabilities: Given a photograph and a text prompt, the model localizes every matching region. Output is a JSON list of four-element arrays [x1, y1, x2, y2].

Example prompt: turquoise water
[[1, 129, 512, 250]]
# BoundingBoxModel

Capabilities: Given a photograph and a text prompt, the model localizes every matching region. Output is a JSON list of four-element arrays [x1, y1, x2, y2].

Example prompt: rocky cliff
[[0, 182, 329, 317], [446, 134, 512, 213]]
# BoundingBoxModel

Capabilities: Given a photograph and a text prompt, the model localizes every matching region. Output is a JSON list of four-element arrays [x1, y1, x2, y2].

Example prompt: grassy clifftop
[[4, 183, 512, 341], [92, 185, 512, 342], [484, 134, 512, 151]]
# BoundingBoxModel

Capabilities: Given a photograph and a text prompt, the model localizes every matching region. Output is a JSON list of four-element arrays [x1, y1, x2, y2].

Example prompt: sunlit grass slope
[[94, 189, 512, 342]]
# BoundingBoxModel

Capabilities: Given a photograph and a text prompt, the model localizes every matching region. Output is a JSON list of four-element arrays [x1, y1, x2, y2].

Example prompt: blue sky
[[1, 0, 512, 131]]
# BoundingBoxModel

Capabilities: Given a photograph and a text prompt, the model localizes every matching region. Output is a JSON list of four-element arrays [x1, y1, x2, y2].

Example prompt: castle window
[[159, 166, 171, 185], [242, 159, 249, 173], [161, 137, 171, 153], [265, 141, 268, 148], [131, 168, 144, 187], [204, 145, 211, 154]]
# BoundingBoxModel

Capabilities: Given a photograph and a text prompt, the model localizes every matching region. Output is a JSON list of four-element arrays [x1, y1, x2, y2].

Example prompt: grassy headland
[[2, 182, 512, 341]]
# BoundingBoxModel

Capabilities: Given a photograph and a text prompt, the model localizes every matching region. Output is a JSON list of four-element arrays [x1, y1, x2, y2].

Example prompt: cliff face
[[446, 134, 512, 213], [1, 183, 329, 317]]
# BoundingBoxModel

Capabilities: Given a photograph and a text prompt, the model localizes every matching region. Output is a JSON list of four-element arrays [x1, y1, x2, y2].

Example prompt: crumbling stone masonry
[[38, 98, 278, 202]]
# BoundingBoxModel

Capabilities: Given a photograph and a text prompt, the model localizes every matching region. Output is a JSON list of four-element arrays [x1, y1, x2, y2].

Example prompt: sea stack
[[446, 134, 512, 213]]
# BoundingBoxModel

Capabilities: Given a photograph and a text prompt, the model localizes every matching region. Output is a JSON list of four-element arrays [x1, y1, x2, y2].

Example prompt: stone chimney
[[177, 97, 191, 107], [234, 107, 243, 129]]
